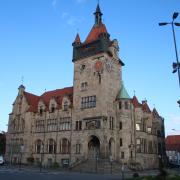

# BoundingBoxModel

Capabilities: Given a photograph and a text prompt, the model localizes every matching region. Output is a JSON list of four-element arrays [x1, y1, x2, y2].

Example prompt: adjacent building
[[5, 4, 166, 169], [166, 135, 180, 166]]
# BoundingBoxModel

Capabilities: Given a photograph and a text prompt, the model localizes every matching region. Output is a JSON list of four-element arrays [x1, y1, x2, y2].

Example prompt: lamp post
[[40, 144, 44, 172], [159, 12, 180, 105], [19, 144, 24, 170]]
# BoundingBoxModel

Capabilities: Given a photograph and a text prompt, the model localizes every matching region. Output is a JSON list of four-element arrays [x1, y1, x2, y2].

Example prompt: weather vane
[[21, 76, 24, 85]]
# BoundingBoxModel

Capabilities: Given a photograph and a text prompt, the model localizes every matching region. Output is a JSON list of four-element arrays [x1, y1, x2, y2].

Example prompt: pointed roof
[[142, 100, 151, 113], [117, 83, 130, 99], [132, 96, 141, 108], [94, 3, 103, 15], [84, 23, 108, 43], [73, 33, 81, 45], [152, 108, 160, 118], [24, 92, 40, 113]]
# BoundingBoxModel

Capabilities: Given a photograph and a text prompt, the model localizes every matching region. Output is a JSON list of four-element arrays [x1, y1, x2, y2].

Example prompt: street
[[0, 166, 122, 180]]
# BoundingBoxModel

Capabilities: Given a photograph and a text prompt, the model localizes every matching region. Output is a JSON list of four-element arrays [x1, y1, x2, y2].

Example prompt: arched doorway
[[88, 135, 100, 159], [109, 138, 115, 159]]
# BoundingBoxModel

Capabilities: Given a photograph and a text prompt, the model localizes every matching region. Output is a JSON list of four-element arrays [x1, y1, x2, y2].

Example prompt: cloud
[[61, 12, 68, 19], [52, 0, 57, 7], [61, 12, 84, 27]]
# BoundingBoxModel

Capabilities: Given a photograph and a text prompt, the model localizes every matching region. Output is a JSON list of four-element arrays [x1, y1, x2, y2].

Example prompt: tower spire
[[94, 3, 103, 26]]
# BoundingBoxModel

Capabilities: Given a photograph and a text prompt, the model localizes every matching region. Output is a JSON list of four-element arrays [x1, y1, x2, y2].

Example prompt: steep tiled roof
[[73, 33, 81, 44], [166, 135, 180, 152], [152, 108, 160, 118], [41, 87, 73, 108], [84, 23, 108, 43], [24, 92, 40, 113], [24, 87, 73, 112], [142, 101, 151, 113], [132, 96, 141, 108]]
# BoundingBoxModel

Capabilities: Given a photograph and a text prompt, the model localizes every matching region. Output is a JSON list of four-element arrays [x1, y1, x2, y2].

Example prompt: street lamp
[[19, 144, 24, 170], [159, 12, 180, 90]]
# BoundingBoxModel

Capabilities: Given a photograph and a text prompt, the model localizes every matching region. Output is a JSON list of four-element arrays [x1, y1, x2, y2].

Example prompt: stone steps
[[72, 158, 124, 174]]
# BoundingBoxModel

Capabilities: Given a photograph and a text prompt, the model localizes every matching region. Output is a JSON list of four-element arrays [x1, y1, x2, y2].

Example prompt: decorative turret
[[72, 33, 81, 46], [18, 84, 25, 96], [94, 3, 103, 26]]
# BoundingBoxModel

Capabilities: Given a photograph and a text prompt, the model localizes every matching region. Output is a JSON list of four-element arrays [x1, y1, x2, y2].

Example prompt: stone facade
[[5, 4, 166, 169]]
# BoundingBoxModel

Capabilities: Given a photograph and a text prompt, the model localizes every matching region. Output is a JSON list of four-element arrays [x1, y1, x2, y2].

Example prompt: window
[[81, 82, 88, 91], [39, 106, 43, 116], [75, 121, 82, 130], [147, 127, 152, 134], [120, 138, 123, 147], [35, 120, 45, 132], [136, 123, 141, 131], [63, 101, 69, 111], [157, 130, 161, 137], [119, 101, 122, 109], [47, 119, 57, 132], [109, 116, 114, 130], [119, 121, 122, 130], [59, 122, 71, 131], [51, 104, 55, 113], [35, 139, 43, 154], [148, 141, 153, 154], [76, 144, 81, 154], [121, 152, 124, 159], [60, 138, 70, 154], [125, 101, 128, 109], [48, 139, 56, 154], [81, 96, 96, 109], [130, 151, 133, 158], [136, 138, 141, 153]]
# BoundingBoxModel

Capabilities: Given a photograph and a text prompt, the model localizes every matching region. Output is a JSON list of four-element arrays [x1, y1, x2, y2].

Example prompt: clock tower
[[72, 4, 124, 159]]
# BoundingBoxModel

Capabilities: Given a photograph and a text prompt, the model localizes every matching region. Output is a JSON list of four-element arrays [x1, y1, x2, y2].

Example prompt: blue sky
[[0, 0, 180, 136]]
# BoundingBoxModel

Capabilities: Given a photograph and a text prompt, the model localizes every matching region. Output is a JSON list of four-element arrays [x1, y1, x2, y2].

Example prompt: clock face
[[94, 61, 103, 72], [105, 59, 113, 72]]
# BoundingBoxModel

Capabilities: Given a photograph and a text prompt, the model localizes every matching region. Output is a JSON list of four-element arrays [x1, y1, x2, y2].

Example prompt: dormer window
[[51, 104, 55, 113], [39, 106, 43, 116], [63, 101, 69, 111]]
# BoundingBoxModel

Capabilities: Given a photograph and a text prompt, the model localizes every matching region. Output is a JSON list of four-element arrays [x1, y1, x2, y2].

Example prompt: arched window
[[47, 139, 56, 154], [60, 138, 70, 154], [63, 101, 69, 111], [35, 139, 43, 154]]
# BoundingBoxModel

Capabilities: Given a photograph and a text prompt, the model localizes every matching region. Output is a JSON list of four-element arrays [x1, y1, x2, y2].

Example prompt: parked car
[[0, 156, 4, 165]]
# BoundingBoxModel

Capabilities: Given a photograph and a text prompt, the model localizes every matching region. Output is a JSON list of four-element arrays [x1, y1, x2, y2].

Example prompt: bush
[[52, 162, 59, 169], [27, 157, 34, 164], [133, 172, 139, 178]]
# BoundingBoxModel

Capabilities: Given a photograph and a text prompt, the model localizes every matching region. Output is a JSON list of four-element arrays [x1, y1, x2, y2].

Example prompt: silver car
[[0, 156, 4, 165]]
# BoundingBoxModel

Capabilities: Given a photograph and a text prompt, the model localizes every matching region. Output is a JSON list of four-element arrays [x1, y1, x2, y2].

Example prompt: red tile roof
[[132, 96, 141, 108], [24, 92, 39, 113], [24, 87, 73, 112], [166, 135, 180, 152], [142, 100, 151, 113], [84, 23, 108, 43]]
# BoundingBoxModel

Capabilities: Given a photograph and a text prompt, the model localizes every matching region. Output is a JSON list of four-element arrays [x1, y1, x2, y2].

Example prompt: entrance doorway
[[88, 135, 100, 159]]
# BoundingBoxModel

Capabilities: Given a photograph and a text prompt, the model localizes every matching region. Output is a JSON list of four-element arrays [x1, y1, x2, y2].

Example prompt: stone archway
[[109, 138, 115, 159], [88, 135, 100, 159]]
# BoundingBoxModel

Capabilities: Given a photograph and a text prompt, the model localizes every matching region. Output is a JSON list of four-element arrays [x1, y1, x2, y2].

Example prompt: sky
[[0, 0, 180, 136]]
